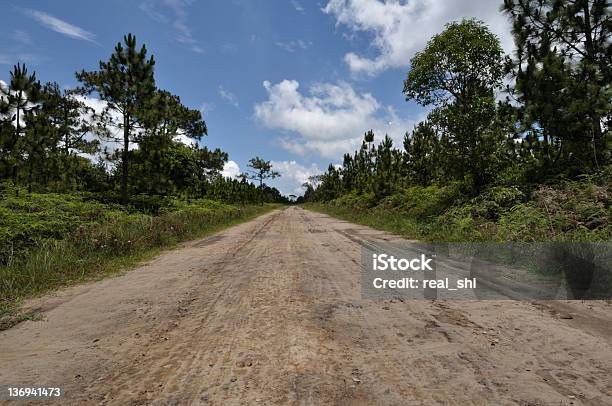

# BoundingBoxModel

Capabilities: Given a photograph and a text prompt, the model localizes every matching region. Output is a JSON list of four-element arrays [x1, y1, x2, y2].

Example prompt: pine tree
[[243, 157, 280, 205], [0, 64, 41, 187], [76, 33, 156, 204], [404, 122, 440, 186], [502, 0, 611, 170]]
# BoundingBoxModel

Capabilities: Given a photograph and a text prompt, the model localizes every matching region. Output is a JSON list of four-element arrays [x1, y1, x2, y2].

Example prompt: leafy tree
[[76, 33, 156, 204], [502, 0, 611, 170], [403, 19, 506, 192], [243, 157, 280, 205], [403, 19, 505, 106]]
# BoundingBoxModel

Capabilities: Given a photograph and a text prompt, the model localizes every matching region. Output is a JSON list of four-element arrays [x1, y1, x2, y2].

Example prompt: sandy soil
[[0, 207, 610, 405]]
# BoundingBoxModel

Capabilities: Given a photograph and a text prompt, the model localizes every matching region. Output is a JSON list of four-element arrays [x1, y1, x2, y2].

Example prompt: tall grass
[[303, 174, 611, 243], [0, 201, 277, 329]]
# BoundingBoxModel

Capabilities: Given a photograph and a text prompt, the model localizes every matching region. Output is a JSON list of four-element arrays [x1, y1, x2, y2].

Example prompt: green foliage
[[77, 33, 156, 204], [0, 35, 287, 205], [405, 19, 508, 192], [403, 122, 439, 185], [306, 5, 610, 247], [0, 34, 290, 327], [308, 167, 611, 243], [400, 184, 464, 218], [498, 178, 611, 241], [502, 0, 611, 170], [403, 19, 504, 106], [0, 63, 41, 186], [0, 186, 278, 325], [243, 157, 281, 205], [0, 185, 124, 265]]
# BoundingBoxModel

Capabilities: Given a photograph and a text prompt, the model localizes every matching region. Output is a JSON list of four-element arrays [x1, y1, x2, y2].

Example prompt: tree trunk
[[27, 163, 33, 194], [13, 98, 20, 197], [259, 177, 264, 206], [581, 1, 603, 150], [121, 113, 130, 205]]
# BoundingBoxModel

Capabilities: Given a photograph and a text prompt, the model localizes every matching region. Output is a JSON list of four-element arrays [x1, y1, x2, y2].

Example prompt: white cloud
[[275, 39, 312, 53], [218, 86, 239, 108], [291, 0, 305, 13], [220, 43, 238, 54], [190, 46, 205, 54], [13, 30, 32, 45], [254, 79, 418, 159], [323, 0, 513, 76], [22, 9, 96, 43], [0, 53, 41, 66], [271, 160, 322, 195], [222, 160, 241, 179], [140, 0, 204, 53], [199, 102, 215, 115]]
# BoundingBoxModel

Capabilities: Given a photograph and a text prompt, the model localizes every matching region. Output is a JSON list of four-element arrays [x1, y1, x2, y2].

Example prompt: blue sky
[[0, 0, 512, 195]]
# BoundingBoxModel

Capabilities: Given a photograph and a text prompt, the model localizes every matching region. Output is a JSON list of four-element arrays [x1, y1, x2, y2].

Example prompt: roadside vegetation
[[301, 1, 611, 244], [0, 186, 278, 330], [0, 34, 286, 326], [305, 168, 611, 242]]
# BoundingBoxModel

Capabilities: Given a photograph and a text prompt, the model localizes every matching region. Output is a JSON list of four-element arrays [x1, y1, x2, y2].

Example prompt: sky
[[0, 0, 514, 196]]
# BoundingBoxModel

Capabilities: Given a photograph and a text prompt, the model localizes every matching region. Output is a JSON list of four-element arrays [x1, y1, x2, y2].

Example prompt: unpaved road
[[1, 207, 611, 405]]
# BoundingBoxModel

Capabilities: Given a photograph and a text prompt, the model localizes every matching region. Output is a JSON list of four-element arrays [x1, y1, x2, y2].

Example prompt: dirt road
[[1, 207, 611, 405]]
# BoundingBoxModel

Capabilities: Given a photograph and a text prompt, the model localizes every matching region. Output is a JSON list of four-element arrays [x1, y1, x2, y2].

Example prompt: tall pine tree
[[502, 0, 611, 171], [77, 33, 156, 204]]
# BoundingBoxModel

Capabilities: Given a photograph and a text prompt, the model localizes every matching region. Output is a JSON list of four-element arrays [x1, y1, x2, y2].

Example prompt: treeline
[[303, 1, 610, 204], [0, 34, 286, 206]]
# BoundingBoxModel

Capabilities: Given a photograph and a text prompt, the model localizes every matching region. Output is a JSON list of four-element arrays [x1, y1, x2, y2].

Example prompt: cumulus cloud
[[271, 160, 322, 195], [323, 0, 513, 76], [254, 79, 418, 159], [222, 160, 242, 179], [22, 9, 96, 43]]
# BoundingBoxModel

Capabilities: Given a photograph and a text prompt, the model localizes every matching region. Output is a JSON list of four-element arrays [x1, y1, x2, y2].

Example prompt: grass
[[0, 188, 280, 330], [303, 174, 611, 243], [302, 174, 612, 295]]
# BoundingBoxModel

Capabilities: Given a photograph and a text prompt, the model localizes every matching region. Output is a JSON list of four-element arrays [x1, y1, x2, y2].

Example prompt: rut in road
[[0, 207, 611, 405]]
